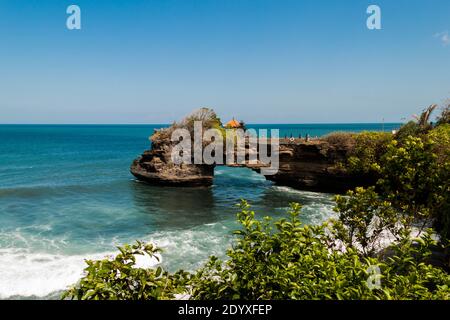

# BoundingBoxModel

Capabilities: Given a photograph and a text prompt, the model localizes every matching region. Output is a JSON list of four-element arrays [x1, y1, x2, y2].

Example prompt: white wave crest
[[0, 247, 162, 299]]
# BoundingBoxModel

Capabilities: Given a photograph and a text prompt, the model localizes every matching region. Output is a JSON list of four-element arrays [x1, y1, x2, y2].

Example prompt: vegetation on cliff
[[64, 104, 450, 300], [436, 102, 450, 126], [342, 105, 450, 242], [151, 107, 224, 146]]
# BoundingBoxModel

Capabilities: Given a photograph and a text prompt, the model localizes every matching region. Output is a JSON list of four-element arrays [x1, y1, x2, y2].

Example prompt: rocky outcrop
[[130, 108, 375, 192], [131, 135, 375, 193], [131, 108, 221, 187], [259, 140, 375, 193], [131, 139, 215, 187]]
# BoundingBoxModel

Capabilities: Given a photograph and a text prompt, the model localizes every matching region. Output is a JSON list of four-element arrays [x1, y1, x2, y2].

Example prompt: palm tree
[[413, 104, 437, 129]]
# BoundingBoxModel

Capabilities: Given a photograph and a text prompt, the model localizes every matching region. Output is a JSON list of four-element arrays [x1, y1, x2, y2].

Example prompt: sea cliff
[[131, 136, 375, 193]]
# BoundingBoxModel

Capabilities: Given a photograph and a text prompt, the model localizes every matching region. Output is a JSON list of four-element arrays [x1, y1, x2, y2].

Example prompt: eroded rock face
[[130, 109, 374, 192], [131, 136, 375, 192], [130, 140, 215, 187], [261, 140, 375, 193], [131, 108, 221, 187]]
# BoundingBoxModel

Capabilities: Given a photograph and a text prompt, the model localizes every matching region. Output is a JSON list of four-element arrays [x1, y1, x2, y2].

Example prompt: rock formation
[[131, 139, 375, 193], [131, 108, 220, 187], [259, 140, 375, 193], [131, 109, 375, 193], [130, 139, 215, 187]]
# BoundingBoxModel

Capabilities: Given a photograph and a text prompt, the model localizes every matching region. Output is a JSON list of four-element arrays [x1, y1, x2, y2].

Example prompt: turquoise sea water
[[0, 123, 400, 299]]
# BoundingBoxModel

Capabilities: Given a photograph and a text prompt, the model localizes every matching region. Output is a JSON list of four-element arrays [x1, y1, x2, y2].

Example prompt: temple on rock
[[225, 118, 245, 129]]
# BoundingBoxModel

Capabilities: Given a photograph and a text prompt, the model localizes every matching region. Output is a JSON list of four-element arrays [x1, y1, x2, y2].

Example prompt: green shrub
[[427, 124, 450, 165], [426, 125, 450, 242], [394, 121, 424, 143], [436, 103, 450, 126], [432, 162, 450, 243], [64, 201, 450, 300], [189, 201, 450, 300], [63, 241, 190, 300], [347, 131, 392, 174], [377, 137, 438, 223], [189, 201, 380, 300], [333, 187, 401, 258]]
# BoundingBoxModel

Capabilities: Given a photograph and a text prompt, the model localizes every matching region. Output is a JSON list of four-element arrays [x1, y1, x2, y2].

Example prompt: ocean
[[0, 123, 400, 299]]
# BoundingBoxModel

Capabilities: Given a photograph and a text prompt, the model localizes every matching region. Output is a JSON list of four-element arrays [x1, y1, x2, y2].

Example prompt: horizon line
[[0, 122, 404, 126]]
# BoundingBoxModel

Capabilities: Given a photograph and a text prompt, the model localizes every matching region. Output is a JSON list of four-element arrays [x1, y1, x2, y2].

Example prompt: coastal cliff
[[131, 137, 215, 187], [259, 140, 375, 193], [130, 108, 376, 193], [131, 136, 374, 193]]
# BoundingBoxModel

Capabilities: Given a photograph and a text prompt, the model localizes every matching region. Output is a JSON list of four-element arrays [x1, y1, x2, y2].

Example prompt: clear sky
[[0, 0, 449, 124]]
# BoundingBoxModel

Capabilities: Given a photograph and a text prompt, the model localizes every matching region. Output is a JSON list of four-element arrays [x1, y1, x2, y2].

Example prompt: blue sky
[[0, 0, 449, 124]]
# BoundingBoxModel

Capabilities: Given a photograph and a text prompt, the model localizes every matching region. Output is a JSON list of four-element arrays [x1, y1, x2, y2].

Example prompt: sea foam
[[0, 247, 161, 299]]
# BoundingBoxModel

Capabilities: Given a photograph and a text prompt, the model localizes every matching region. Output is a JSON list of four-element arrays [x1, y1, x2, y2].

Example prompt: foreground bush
[[189, 201, 449, 300], [426, 125, 450, 241], [64, 201, 450, 300], [62, 242, 190, 300]]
